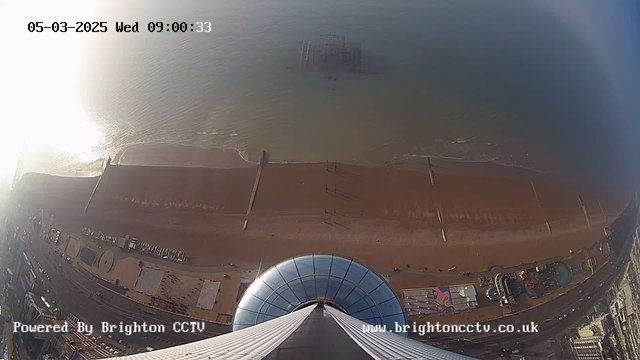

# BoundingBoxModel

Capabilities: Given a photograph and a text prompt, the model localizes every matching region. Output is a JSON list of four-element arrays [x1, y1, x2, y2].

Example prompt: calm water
[[16, 0, 636, 189]]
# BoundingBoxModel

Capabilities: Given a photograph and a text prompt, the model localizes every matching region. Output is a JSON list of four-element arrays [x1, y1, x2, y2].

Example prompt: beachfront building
[[570, 336, 606, 360], [402, 284, 479, 316], [18, 292, 57, 358], [119, 255, 475, 359]]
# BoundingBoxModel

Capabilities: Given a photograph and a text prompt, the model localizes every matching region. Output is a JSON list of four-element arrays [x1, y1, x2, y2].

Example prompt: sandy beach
[[14, 146, 630, 274]]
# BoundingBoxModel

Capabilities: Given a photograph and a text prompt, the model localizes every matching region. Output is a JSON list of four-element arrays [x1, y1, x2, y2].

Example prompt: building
[[0, 304, 11, 325], [18, 292, 57, 358], [41, 319, 113, 359], [570, 336, 605, 360], [119, 255, 475, 359], [402, 284, 479, 315], [20, 292, 56, 328], [608, 248, 640, 360], [14, 296, 112, 359], [3, 322, 15, 360], [577, 314, 608, 338]]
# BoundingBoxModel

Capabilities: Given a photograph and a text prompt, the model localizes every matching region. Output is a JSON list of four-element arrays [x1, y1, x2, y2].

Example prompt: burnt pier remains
[[300, 35, 362, 73]]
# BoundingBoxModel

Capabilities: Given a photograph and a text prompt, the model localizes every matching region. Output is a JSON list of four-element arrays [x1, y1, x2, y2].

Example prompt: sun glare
[[0, 1, 102, 188]]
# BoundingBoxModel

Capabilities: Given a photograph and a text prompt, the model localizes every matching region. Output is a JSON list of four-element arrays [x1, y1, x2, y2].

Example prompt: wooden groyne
[[84, 157, 111, 213], [244, 151, 267, 229], [579, 195, 591, 229]]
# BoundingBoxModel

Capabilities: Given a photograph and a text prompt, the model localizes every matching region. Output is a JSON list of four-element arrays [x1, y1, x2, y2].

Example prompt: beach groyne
[[85, 157, 111, 213]]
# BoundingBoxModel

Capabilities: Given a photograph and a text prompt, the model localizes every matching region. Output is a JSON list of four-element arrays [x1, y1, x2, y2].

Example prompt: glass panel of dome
[[333, 281, 354, 303], [358, 272, 384, 293], [287, 278, 309, 302], [275, 259, 299, 281], [243, 279, 266, 300], [293, 255, 314, 277], [352, 307, 376, 322], [362, 292, 377, 307], [329, 257, 351, 278], [250, 278, 275, 300], [301, 276, 317, 299], [368, 280, 395, 302], [315, 275, 329, 299], [266, 291, 295, 312], [342, 286, 368, 309], [276, 285, 302, 306], [237, 292, 265, 312], [382, 313, 407, 333], [313, 255, 332, 275], [257, 313, 277, 324], [261, 303, 289, 318], [325, 276, 343, 301], [368, 304, 382, 320], [346, 296, 370, 314], [233, 324, 250, 331], [232, 308, 258, 326], [353, 295, 381, 317], [376, 297, 402, 316], [344, 261, 369, 285], [260, 267, 286, 289]]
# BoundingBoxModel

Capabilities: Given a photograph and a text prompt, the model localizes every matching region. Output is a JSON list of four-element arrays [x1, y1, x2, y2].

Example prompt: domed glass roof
[[233, 254, 406, 334]]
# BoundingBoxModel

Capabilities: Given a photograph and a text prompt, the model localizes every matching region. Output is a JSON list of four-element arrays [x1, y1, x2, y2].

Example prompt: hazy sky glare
[[541, 0, 640, 135], [534, 0, 640, 184]]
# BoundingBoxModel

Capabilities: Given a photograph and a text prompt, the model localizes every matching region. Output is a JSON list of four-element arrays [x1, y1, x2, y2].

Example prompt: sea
[[13, 0, 636, 190]]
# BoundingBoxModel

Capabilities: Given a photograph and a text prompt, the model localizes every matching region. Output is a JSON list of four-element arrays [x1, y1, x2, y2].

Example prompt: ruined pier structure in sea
[[300, 35, 362, 72]]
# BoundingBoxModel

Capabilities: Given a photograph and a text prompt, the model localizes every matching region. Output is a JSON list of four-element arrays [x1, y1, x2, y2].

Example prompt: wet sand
[[13, 146, 630, 274]]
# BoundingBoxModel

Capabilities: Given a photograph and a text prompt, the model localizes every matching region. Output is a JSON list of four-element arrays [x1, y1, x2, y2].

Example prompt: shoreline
[[112, 143, 565, 186], [113, 143, 255, 169]]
